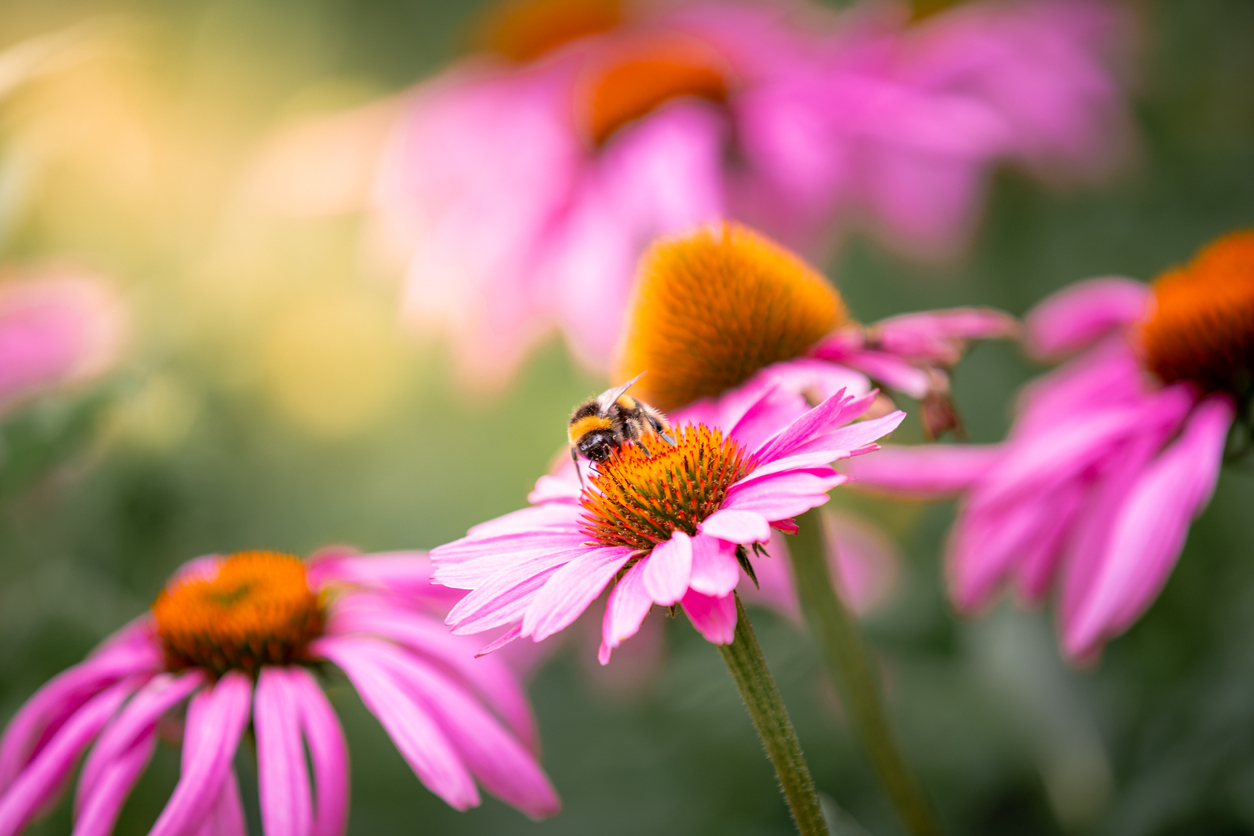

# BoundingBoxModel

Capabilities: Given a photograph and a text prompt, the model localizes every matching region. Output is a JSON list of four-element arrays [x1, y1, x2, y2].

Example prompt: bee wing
[[596, 371, 647, 411]]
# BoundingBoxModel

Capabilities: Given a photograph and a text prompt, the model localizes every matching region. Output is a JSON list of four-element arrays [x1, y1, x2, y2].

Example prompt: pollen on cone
[[614, 222, 847, 411], [580, 34, 731, 146], [1140, 229, 1254, 394], [473, 0, 622, 62]]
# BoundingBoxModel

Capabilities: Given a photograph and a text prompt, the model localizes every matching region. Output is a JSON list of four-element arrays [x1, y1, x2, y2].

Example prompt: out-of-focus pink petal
[[522, 547, 635, 642], [843, 444, 1002, 497], [329, 600, 538, 750], [77, 670, 205, 808], [148, 672, 251, 836], [699, 509, 770, 545], [315, 636, 479, 811], [1064, 396, 1235, 658], [358, 643, 560, 820], [869, 307, 1019, 364], [0, 679, 137, 836], [600, 561, 653, 664], [194, 769, 246, 836], [681, 591, 737, 645], [286, 667, 349, 836], [0, 635, 159, 792], [819, 349, 932, 399], [1024, 277, 1150, 359], [824, 509, 901, 616], [642, 532, 693, 606], [256, 668, 314, 836], [687, 534, 742, 598], [72, 729, 156, 836]]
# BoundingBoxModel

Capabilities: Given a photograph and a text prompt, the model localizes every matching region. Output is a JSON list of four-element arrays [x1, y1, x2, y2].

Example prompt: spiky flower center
[[475, 0, 622, 62], [152, 551, 325, 677], [614, 222, 848, 411], [579, 34, 731, 146], [1140, 230, 1254, 396], [580, 425, 756, 550]]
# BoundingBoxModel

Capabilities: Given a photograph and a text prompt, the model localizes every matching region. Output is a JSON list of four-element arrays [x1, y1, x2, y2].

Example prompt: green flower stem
[[790, 508, 943, 836], [718, 593, 829, 836]]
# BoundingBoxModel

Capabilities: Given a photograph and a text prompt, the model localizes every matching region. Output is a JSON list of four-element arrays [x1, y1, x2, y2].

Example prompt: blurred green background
[[1, 0, 1252, 834]]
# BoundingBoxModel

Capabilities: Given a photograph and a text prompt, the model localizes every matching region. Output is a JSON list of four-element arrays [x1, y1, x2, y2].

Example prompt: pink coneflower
[[0, 270, 125, 414], [0, 550, 559, 835], [433, 384, 904, 662], [848, 231, 1254, 661], [360, 0, 1122, 384]]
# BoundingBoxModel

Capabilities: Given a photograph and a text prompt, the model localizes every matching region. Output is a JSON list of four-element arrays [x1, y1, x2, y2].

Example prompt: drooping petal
[[1024, 276, 1150, 359], [445, 547, 590, 635], [355, 642, 560, 820], [1064, 396, 1234, 658], [0, 679, 138, 836], [256, 668, 314, 836], [870, 308, 1019, 364], [687, 534, 742, 598], [600, 561, 653, 665], [194, 768, 247, 836], [149, 672, 252, 836], [642, 532, 693, 606], [314, 636, 479, 811], [72, 730, 156, 836], [522, 547, 635, 642], [285, 667, 349, 836], [681, 591, 737, 645]]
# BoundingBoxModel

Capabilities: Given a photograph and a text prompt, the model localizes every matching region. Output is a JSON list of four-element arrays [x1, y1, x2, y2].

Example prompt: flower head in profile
[[0, 550, 559, 836], [252, 0, 1123, 386], [0, 269, 126, 414], [849, 230, 1254, 661], [433, 386, 904, 662]]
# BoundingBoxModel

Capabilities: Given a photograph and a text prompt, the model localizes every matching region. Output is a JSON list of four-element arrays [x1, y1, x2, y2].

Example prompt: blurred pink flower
[[431, 385, 904, 663], [354, 0, 1127, 385], [0, 270, 125, 413], [848, 231, 1254, 662], [0, 550, 559, 836]]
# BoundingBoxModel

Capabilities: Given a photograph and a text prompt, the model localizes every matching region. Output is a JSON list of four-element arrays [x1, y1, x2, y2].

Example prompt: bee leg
[[571, 446, 586, 493], [644, 412, 676, 446]]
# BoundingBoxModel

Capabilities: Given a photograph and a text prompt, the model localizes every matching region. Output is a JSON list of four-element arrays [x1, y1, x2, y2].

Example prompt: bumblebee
[[569, 373, 673, 484]]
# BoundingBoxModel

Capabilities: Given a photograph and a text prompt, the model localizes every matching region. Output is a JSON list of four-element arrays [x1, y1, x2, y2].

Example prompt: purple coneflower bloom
[[357, 0, 1122, 384], [0, 270, 125, 414], [432, 384, 905, 663], [0, 550, 559, 836], [848, 231, 1254, 661]]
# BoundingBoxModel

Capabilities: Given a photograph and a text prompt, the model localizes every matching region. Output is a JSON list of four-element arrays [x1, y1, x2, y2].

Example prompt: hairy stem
[[718, 594, 829, 836], [790, 508, 943, 836]]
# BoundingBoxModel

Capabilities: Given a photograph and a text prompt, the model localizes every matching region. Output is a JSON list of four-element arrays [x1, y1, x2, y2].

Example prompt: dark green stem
[[718, 594, 829, 836], [790, 508, 944, 836]]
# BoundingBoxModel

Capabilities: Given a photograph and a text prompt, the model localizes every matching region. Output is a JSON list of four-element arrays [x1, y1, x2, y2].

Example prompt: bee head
[[577, 431, 617, 463]]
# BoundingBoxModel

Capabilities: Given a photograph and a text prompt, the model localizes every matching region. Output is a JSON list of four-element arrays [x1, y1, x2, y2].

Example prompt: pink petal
[[1024, 276, 1150, 359], [522, 547, 635, 642], [149, 672, 252, 836], [0, 635, 159, 791], [256, 668, 314, 836], [329, 598, 538, 750], [193, 769, 246, 836], [0, 679, 137, 836], [77, 670, 205, 809], [723, 468, 845, 522], [445, 547, 590, 635], [360, 644, 560, 819], [842, 444, 1002, 497], [870, 307, 1019, 363], [72, 730, 156, 836], [600, 560, 653, 665], [753, 389, 875, 462], [314, 636, 479, 811], [285, 668, 349, 836], [824, 510, 901, 616], [681, 591, 737, 645], [642, 532, 693, 606], [687, 535, 742, 598], [432, 530, 587, 588], [1064, 395, 1234, 658], [828, 350, 932, 399], [699, 510, 770, 545]]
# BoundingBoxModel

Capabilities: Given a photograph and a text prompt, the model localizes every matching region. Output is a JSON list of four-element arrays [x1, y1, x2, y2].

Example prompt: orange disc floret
[[581, 424, 756, 550], [152, 551, 325, 677], [1140, 230, 1254, 394], [614, 222, 847, 411], [580, 34, 732, 146], [474, 0, 622, 63]]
